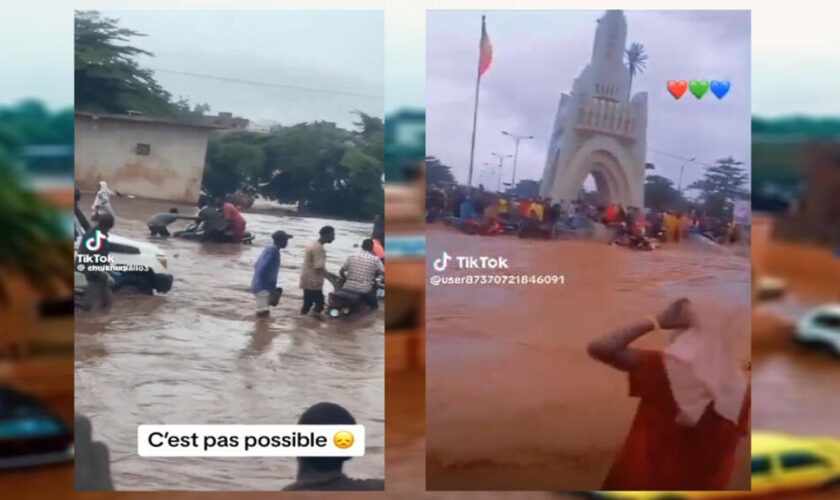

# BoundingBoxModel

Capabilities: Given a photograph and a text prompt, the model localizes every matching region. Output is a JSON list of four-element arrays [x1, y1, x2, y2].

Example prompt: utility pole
[[490, 152, 512, 193], [502, 131, 534, 189]]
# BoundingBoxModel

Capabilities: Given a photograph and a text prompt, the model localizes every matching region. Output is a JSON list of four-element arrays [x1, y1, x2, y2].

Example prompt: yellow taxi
[[586, 431, 840, 499]]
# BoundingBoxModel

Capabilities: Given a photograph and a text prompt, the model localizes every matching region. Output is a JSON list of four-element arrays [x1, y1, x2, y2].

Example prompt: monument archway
[[548, 134, 642, 207]]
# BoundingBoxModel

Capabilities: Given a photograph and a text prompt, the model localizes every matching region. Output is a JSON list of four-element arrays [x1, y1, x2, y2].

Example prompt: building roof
[[75, 111, 226, 130]]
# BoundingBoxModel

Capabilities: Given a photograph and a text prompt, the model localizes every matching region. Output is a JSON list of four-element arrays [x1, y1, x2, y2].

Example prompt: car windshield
[[751, 456, 771, 474], [814, 314, 840, 329], [780, 451, 827, 469]]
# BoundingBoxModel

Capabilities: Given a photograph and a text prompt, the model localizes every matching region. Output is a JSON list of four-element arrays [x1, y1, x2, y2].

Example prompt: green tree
[[0, 165, 72, 303], [202, 140, 265, 199], [75, 10, 208, 120], [688, 156, 749, 218], [352, 110, 384, 140], [202, 115, 384, 220], [625, 42, 648, 95], [644, 174, 685, 212], [425, 156, 456, 185], [0, 101, 74, 175]]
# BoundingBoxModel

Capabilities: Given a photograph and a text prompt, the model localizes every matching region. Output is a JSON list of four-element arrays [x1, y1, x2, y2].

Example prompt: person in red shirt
[[519, 199, 532, 218], [605, 203, 619, 224], [222, 196, 247, 242], [587, 298, 750, 491]]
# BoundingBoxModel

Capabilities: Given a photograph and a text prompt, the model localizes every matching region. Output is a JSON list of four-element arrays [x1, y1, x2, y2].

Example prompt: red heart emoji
[[668, 80, 688, 100]]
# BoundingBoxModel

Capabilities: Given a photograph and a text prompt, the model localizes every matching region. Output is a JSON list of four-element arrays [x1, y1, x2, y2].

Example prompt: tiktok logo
[[85, 230, 108, 252], [433, 251, 452, 271]]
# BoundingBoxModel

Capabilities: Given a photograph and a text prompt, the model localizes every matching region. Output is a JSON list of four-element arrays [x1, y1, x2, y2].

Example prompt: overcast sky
[[427, 10, 751, 192], [3, 4, 840, 126], [98, 10, 384, 129], [0, 7, 383, 129]]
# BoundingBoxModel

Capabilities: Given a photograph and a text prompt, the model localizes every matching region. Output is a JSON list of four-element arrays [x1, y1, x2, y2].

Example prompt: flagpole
[[467, 15, 485, 189]]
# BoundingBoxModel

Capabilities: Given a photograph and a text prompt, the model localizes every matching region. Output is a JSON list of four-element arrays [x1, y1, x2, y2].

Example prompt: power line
[[647, 147, 716, 169], [149, 68, 383, 100]]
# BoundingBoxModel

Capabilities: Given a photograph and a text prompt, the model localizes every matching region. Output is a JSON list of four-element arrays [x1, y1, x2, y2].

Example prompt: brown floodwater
[[74, 195, 384, 490], [425, 224, 752, 491]]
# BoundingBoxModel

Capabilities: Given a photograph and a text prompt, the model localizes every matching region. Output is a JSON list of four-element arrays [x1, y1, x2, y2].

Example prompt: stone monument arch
[[540, 10, 648, 208]]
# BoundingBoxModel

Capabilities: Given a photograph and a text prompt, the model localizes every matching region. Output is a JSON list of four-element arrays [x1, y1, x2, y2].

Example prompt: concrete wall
[[74, 115, 211, 203]]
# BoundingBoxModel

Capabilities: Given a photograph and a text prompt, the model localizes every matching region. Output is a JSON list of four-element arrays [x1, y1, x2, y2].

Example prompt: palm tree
[[625, 42, 648, 95]]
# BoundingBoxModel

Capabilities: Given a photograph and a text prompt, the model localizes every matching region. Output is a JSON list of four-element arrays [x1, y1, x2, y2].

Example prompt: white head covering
[[92, 181, 113, 212], [663, 303, 749, 427]]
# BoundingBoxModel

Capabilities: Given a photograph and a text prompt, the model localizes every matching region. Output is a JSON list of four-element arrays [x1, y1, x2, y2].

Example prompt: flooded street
[[74, 196, 384, 490], [425, 224, 751, 491], [748, 217, 840, 500]]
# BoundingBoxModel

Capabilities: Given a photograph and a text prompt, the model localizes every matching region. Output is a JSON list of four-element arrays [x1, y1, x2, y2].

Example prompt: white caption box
[[138, 425, 365, 457]]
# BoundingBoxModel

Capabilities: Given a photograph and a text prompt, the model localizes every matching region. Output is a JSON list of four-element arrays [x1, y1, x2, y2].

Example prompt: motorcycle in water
[[609, 223, 658, 251], [173, 220, 255, 244], [326, 276, 385, 319]]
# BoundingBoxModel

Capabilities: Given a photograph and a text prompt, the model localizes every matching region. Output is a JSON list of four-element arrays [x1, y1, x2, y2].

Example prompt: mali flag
[[479, 15, 493, 76]]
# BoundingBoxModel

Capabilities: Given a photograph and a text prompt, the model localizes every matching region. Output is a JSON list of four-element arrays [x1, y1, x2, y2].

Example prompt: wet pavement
[[74, 195, 384, 490], [425, 224, 751, 491]]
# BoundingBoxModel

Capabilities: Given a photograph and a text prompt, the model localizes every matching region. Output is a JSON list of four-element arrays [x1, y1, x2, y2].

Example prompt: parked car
[[582, 432, 840, 499], [755, 275, 787, 301], [795, 304, 840, 355], [73, 209, 173, 295]]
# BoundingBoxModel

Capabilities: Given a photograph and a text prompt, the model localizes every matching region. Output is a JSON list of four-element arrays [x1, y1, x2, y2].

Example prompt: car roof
[[809, 304, 840, 317], [752, 431, 840, 455]]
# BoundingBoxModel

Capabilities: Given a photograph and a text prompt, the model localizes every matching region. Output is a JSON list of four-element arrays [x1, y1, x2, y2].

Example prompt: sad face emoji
[[333, 430, 354, 449]]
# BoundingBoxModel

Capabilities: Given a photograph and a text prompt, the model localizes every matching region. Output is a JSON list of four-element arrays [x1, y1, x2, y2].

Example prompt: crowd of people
[[77, 182, 386, 317], [426, 184, 745, 248]]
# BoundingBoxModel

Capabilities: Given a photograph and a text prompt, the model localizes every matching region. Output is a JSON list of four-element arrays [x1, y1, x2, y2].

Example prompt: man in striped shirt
[[339, 239, 384, 310]]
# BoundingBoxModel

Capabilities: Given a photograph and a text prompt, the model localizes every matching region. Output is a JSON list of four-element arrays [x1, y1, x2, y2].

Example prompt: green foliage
[[385, 109, 425, 182], [425, 156, 456, 185], [644, 174, 686, 212], [202, 112, 384, 220], [74, 10, 208, 120], [687, 156, 749, 218], [752, 116, 840, 136], [0, 164, 72, 296], [0, 101, 74, 174]]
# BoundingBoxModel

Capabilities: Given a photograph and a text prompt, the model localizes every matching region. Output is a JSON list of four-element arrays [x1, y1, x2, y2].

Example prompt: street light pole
[[677, 157, 695, 193], [490, 152, 512, 193], [502, 131, 534, 188]]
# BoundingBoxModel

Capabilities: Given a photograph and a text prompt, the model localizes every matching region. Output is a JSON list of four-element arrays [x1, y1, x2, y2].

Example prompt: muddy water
[[74, 196, 384, 490], [425, 225, 751, 491]]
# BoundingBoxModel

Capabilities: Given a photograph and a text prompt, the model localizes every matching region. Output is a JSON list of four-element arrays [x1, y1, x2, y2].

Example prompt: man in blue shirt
[[251, 230, 293, 317]]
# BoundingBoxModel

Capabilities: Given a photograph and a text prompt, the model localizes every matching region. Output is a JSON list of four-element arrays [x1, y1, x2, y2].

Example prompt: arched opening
[[580, 171, 611, 206], [544, 136, 643, 208]]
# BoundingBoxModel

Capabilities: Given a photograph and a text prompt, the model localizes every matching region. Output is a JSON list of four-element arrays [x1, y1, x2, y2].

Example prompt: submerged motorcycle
[[173, 220, 255, 244], [326, 276, 385, 319], [609, 223, 659, 251]]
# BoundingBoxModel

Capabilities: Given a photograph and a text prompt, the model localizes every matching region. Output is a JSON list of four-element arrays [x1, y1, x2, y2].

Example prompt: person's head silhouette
[[284, 402, 383, 491]]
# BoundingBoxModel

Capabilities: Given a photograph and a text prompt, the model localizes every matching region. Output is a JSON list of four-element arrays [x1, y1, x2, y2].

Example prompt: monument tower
[[540, 10, 648, 207]]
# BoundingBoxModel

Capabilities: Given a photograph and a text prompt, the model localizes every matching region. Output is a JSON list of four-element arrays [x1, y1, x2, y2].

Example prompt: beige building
[[75, 112, 223, 203]]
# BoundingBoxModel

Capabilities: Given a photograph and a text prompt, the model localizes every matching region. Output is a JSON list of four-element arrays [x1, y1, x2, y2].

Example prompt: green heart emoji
[[689, 80, 710, 99]]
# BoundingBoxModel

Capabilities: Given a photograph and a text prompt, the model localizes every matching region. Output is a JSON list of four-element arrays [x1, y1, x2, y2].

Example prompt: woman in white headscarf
[[92, 181, 115, 217], [587, 298, 750, 491]]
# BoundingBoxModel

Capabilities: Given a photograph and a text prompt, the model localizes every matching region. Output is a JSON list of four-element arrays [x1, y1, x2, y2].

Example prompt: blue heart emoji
[[710, 80, 731, 99]]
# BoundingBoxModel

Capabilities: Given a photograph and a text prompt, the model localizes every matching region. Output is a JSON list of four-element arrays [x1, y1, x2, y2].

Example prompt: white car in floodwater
[[74, 209, 173, 295], [795, 305, 840, 355]]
